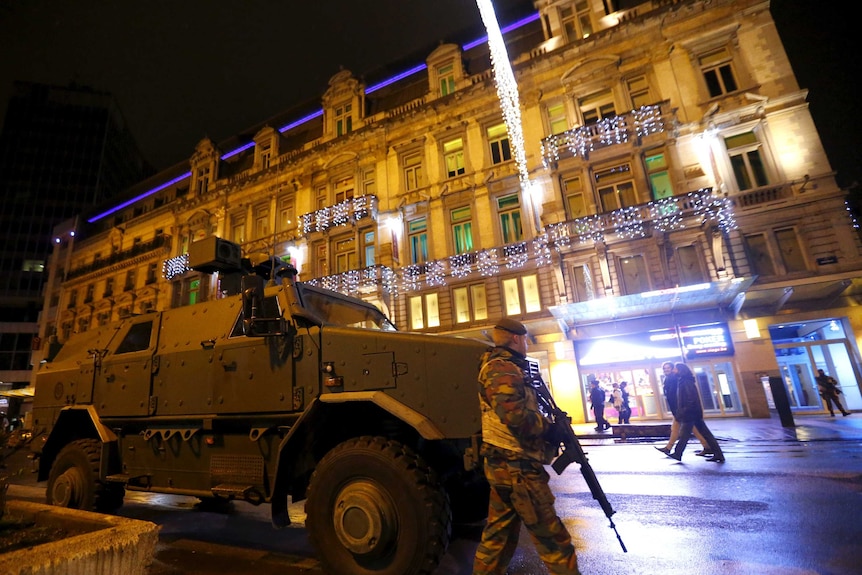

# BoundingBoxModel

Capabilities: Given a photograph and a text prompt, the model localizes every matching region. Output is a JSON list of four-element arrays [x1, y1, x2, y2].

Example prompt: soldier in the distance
[[473, 318, 581, 575]]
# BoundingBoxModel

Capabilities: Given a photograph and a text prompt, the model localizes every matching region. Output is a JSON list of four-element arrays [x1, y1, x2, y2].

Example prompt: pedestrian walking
[[667, 362, 725, 462], [815, 369, 851, 416], [473, 318, 581, 575], [590, 379, 610, 432], [655, 361, 712, 456], [618, 381, 632, 424]]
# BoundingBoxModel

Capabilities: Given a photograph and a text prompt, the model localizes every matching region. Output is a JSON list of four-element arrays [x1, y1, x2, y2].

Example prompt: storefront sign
[[679, 323, 734, 358], [576, 322, 733, 365]]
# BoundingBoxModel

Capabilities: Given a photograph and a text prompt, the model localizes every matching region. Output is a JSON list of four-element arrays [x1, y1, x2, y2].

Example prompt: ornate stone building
[[36, 0, 862, 422]]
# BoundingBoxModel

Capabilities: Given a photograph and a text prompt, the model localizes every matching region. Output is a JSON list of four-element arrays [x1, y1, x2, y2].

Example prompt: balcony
[[299, 195, 378, 236], [67, 235, 171, 280], [540, 102, 674, 166]]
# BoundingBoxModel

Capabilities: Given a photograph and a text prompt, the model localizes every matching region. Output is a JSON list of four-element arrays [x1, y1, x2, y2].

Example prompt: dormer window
[[195, 166, 210, 194], [438, 64, 456, 96], [336, 103, 353, 136], [427, 44, 464, 100], [259, 141, 271, 169]]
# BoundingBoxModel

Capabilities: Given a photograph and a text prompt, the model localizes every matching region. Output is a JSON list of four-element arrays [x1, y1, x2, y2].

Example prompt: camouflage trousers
[[473, 452, 580, 575]]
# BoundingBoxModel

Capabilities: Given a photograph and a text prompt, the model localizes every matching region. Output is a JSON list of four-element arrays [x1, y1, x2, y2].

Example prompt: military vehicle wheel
[[46, 438, 124, 512], [305, 436, 451, 575]]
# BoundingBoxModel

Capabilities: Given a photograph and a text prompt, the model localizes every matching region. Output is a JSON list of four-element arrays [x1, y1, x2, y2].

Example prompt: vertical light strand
[[476, 0, 540, 233]]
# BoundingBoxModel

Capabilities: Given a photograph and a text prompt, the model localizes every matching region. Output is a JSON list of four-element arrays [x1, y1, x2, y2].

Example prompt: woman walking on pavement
[[656, 361, 711, 456], [667, 362, 725, 463]]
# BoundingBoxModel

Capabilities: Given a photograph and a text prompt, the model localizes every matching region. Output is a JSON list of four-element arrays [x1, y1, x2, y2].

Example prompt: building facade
[[0, 81, 151, 418], [35, 0, 862, 423]]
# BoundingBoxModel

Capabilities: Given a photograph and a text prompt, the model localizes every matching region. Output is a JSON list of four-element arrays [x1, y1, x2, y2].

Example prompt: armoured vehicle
[[31, 237, 490, 575]]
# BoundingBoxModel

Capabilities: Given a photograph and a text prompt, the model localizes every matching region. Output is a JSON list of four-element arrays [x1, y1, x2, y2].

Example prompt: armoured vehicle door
[[214, 296, 296, 414], [93, 314, 161, 417]]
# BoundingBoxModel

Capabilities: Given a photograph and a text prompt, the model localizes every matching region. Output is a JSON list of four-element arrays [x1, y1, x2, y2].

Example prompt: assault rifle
[[525, 360, 627, 552]]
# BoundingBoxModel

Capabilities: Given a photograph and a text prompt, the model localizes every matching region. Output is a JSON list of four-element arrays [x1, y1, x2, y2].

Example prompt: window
[[335, 103, 353, 136], [84, 284, 94, 304], [699, 47, 738, 98], [259, 141, 272, 169], [334, 175, 355, 203], [571, 263, 595, 302], [563, 176, 588, 219], [403, 151, 424, 191], [188, 278, 201, 306], [195, 166, 210, 195], [487, 123, 511, 164], [453, 284, 488, 323], [278, 195, 295, 235], [362, 230, 376, 267], [124, 269, 136, 291], [146, 263, 158, 284], [725, 132, 768, 191], [595, 163, 636, 212], [409, 293, 440, 329], [546, 101, 568, 135], [645, 153, 673, 199], [579, 89, 616, 125], [115, 321, 153, 354], [254, 205, 270, 239], [497, 193, 523, 243], [775, 228, 806, 273], [744, 233, 776, 276], [334, 236, 357, 273], [677, 245, 706, 285], [313, 242, 328, 277], [104, 277, 114, 298], [22, 259, 43, 272], [443, 138, 465, 178], [408, 218, 428, 264], [619, 255, 649, 295], [561, 1, 592, 40], [362, 167, 376, 195], [627, 75, 653, 109], [451, 206, 474, 254], [232, 218, 246, 244], [502, 274, 541, 315], [315, 185, 328, 210], [438, 63, 456, 96], [68, 289, 78, 309]]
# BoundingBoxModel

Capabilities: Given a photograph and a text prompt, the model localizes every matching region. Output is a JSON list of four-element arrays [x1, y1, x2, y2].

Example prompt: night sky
[[1, 0, 857, 191]]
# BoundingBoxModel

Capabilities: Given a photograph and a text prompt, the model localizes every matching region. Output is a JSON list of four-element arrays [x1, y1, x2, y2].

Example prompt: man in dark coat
[[589, 379, 610, 432], [667, 363, 725, 462], [815, 369, 851, 416]]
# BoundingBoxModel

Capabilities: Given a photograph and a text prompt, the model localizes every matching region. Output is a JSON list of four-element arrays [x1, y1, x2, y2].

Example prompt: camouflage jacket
[[478, 346, 553, 462]]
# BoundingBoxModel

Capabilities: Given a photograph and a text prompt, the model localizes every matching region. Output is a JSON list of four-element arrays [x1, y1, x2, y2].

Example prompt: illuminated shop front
[[573, 322, 743, 422]]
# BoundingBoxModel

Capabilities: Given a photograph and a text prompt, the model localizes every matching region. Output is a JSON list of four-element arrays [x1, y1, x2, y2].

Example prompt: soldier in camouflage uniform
[[473, 318, 581, 575]]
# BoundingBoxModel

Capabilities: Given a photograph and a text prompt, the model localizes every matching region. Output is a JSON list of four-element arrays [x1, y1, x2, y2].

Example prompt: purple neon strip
[[91, 12, 539, 223], [87, 172, 191, 223], [462, 11, 540, 50]]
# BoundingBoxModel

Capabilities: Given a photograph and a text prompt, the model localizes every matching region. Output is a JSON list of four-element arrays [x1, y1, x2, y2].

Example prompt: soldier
[[816, 369, 851, 416], [473, 318, 581, 575]]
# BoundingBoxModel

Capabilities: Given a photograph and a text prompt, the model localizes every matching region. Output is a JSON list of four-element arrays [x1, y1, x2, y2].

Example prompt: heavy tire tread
[[48, 438, 124, 512], [306, 435, 451, 575]]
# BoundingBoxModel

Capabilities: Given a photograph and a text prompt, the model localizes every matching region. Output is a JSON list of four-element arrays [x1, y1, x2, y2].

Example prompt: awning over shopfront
[[549, 277, 756, 329]]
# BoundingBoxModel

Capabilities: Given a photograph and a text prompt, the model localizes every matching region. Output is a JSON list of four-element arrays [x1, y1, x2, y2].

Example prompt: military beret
[[494, 318, 527, 335]]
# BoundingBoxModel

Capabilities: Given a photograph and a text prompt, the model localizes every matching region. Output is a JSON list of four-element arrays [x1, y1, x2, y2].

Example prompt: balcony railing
[[299, 195, 378, 236], [540, 102, 673, 166], [67, 235, 171, 280], [306, 188, 733, 299]]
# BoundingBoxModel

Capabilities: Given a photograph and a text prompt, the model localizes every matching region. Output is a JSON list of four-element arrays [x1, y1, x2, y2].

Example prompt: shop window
[[595, 163, 636, 212], [497, 193, 523, 244], [627, 75, 654, 109], [408, 217, 428, 264], [438, 63, 456, 96], [409, 293, 440, 329], [502, 274, 541, 315], [487, 123, 511, 165], [645, 153, 673, 200], [453, 284, 488, 323], [403, 151, 424, 191], [677, 245, 706, 285], [579, 88, 616, 126], [546, 100, 568, 135], [619, 255, 649, 295], [451, 206, 474, 254], [563, 176, 588, 220], [443, 137, 465, 178], [725, 132, 769, 191], [699, 47, 738, 98]]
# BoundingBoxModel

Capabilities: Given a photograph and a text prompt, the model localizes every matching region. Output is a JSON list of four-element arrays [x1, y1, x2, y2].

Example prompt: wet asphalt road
[[5, 416, 861, 575]]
